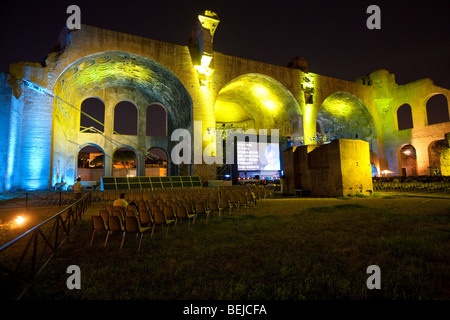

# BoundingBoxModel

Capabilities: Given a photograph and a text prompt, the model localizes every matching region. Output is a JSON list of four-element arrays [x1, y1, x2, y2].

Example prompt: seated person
[[113, 193, 128, 209]]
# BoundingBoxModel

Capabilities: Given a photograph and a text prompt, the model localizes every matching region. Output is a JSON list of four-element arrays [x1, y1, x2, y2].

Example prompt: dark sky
[[0, 0, 449, 88]]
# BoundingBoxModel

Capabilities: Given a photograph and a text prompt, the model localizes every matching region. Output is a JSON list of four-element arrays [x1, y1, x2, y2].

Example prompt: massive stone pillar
[[188, 11, 221, 182], [440, 133, 450, 175]]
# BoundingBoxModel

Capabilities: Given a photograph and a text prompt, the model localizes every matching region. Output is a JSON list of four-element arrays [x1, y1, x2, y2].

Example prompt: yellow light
[[194, 53, 214, 89], [252, 85, 279, 111], [253, 85, 270, 98], [198, 12, 220, 36], [262, 99, 277, 111], [194, 65, 214, 77], [15, 216, 25, 225], [200, 54, 212, 68], [302, 82, 314, 90]]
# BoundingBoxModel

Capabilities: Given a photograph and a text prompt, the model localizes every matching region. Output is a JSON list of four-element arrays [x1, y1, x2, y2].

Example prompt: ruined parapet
[[188, 10, 219, 89], [286, 56, 309, 73], [284, 139, 373, 197], [440, 133, 450, 176]]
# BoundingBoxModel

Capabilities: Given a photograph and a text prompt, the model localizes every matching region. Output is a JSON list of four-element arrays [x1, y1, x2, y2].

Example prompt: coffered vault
[[0, 10, 449, 191], [214, 73, 303, 135]]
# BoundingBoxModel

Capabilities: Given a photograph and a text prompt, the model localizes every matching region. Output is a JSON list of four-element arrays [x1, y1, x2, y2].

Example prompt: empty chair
[[49, 193, 59, 205], [139, 207, 154, 227], [105, 205, 115, 215], [208, 199, 222, 218], [99, 209, 110, 226], [114, 205, 127, 216], [152, 207, 176, 239], [125, 193, 134, 202], [128, 204, 139, 215], [187, 202, 197, 216], [122, 216, 150, 251], [219, 196, 232, 215], [90, 215, 108, 246], [42, 193, 51, 205], [137, 200, 146, 207], [112, 209, 125, 224], [249, 190, 257, 205], [194, 201, 211, 223], [238, 193, 249, 210], [95, 190, 104, 202], [105, 215, 125, 248], [139, 204, 149, 213], [176, 204, 196, 226], [163, 205, 177, 225], [126, 209, 138, 219], [148, 203, 161, 215], [228, 192, 240, 209]]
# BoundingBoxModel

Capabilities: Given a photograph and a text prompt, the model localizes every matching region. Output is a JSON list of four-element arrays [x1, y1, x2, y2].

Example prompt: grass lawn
[[5, 193, 450, 300]]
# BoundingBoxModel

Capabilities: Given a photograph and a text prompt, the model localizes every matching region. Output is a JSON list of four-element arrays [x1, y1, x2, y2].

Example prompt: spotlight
[[15, 216, 25, 225]]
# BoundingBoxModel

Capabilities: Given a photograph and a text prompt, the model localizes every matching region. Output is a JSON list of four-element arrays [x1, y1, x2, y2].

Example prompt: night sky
[[1, 0, 449, 88]]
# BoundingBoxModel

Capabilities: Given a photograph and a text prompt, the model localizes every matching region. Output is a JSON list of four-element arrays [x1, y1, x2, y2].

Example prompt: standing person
[[73, 177, 82, 200]]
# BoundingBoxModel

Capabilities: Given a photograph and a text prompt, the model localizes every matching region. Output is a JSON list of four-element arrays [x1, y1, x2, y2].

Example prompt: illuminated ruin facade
[[0, 11, 449, 191]]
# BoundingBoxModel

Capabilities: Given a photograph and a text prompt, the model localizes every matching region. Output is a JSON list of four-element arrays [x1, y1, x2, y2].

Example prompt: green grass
[[5, 195, 450, 300]]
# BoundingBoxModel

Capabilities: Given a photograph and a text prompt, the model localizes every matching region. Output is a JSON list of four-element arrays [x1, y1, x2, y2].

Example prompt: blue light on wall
[[4, 97, 23, 191], [9, 79, 54, 191]]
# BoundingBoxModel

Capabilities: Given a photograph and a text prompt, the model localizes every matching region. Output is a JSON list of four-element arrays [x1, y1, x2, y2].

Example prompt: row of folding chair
[[373, 180, 450, 193], [91, 185, 270, 251], [91, 185, 273, 203], [29, 192, 75, 206], [91, 204, 177, 251]]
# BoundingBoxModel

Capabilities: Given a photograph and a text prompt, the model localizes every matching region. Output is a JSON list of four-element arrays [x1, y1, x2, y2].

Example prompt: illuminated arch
[[214, 73, 302, 136], [428, 139, 448, 174], [317, 91, 377, 143], [146, 103, 167, 137], [112, 146, 138, 177], [76, 143, 105, 183], [425, 94, 449, 125], [114, 101, 138, 135], [316, 119, 324, 134], [146, 147, 168, 176], [80, 97, 105, 133], [398, 144, 418, 176], [396, 103, 414, 130]]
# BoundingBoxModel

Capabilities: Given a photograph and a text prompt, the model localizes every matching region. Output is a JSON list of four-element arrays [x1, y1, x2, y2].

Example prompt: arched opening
[[80, 97, 105, 133], [397, 103, 414, 130], [114, 101, 138, 135], [370, 150, 380, 177], [146, 104, 167, 137], [77, 144, 105, 185], [426, 94, 449, 125], [146, 147, 168, 176], [316, 120, 323, 134], [428, 139, 449, 175], [399, 144, 418, 176], [112, 147, 137, 177], [214, 73, 302, 181]]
